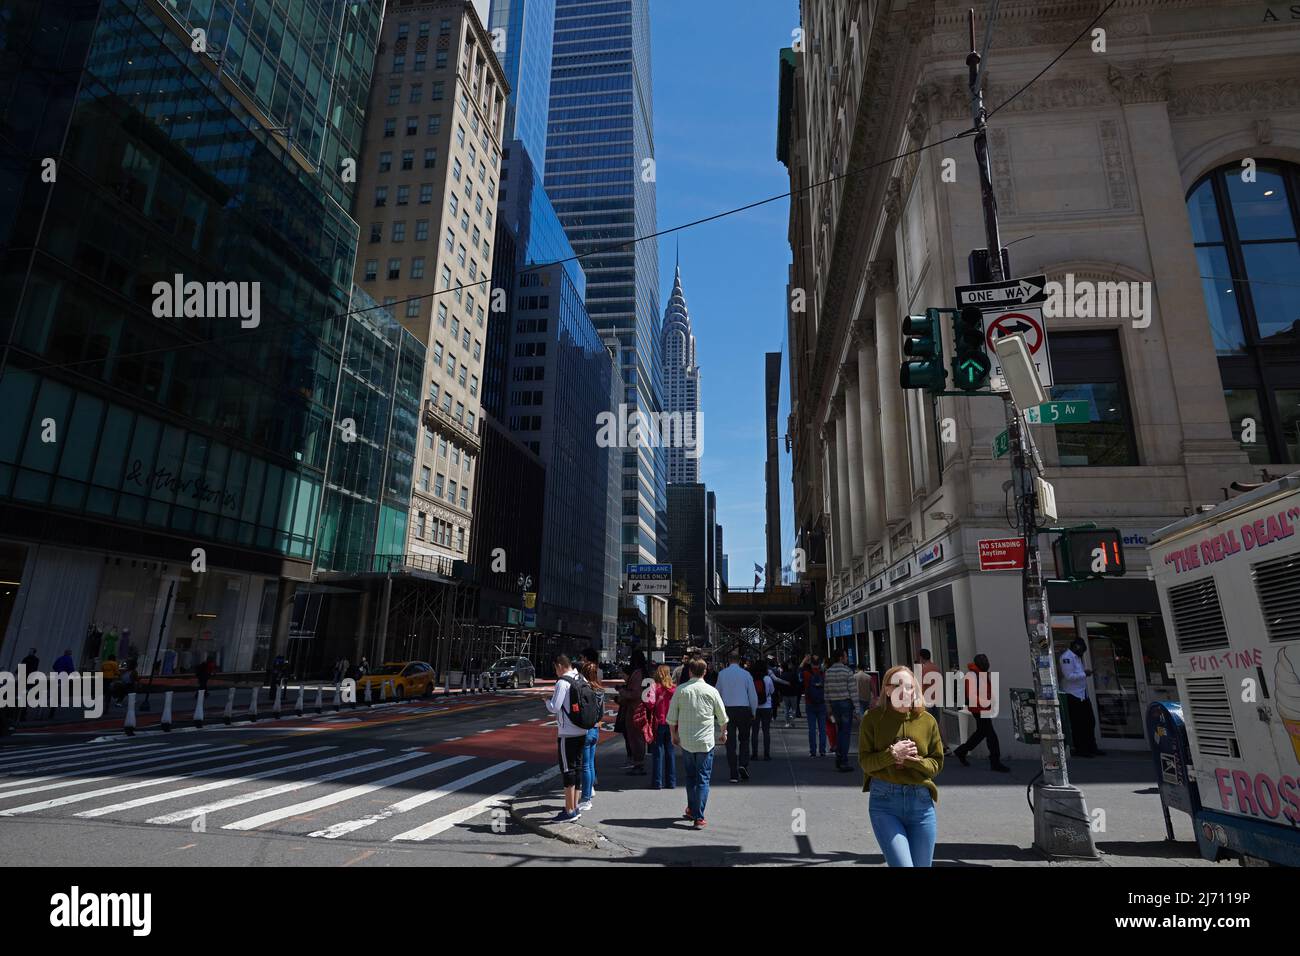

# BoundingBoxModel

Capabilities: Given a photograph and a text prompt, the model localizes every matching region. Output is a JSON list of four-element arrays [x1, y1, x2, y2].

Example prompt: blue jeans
[[682, 748, 714, 821], [831, 700, 854, 766], [581, 726, 598, 801], [868, 780, 937, 867], [650, 724, 676, 788], [806, 704, 827, 755]]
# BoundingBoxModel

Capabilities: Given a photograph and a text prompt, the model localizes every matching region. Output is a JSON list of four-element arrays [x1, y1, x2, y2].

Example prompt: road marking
[[389, 765, 555, 842], [0, 739, 161, 766], [144, 750, 410, 825], [73, 746, 340, 818], [0, 745, 277, 815], [444, 736, 462, 742], [0, 744, 247, 796], [476, 729, 494, 734], [225, 755, 476, 832], [341, 849, 376, 867], [309, 760, 521, 839], [0, 741, 175, 774]]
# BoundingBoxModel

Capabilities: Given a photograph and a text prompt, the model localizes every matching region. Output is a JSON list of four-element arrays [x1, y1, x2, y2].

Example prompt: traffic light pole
[[964, 10, 1096, 858]]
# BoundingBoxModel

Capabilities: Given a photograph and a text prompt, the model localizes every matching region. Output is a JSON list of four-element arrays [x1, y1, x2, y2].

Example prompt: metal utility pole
[[964, 8, 1095, 858]]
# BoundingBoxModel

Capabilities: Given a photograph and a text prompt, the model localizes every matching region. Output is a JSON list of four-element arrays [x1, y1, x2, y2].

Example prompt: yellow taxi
[[357, 661, 436, 699]]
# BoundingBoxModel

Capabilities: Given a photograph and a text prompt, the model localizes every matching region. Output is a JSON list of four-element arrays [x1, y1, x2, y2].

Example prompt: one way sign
[[955, 274, 1047, 308]]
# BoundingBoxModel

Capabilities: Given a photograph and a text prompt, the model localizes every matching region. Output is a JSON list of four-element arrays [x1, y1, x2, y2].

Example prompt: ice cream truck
[[1148, 473, 1300, 866]]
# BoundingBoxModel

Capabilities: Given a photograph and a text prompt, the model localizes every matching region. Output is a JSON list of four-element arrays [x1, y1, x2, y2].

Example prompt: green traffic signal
[[951, 305, 991, 392], [899, 309, 946, 393]]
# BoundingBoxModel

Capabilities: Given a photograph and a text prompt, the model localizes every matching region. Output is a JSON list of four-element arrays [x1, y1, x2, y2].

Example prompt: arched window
[[1186, 161, 1300, 464]]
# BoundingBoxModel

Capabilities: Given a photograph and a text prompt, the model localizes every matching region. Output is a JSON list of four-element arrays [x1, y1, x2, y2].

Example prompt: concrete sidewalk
[[509, 718, 1231, 866]]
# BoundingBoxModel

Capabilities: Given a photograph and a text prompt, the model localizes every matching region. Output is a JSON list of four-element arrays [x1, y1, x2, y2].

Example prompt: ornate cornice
[[882, 176, 903, 224], [850, 316, 874, 347], [867, 259, 895, 294], [1168, 76, 1300, 117], [931, 73, 1111, 120], [1108, 61, 1173, 105]]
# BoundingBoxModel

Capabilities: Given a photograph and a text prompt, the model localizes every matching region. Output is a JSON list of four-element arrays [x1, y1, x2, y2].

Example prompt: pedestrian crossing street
[[0, 734, 558, 844]]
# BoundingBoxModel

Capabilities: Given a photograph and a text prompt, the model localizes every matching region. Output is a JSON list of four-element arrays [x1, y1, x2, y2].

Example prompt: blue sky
[[651, 0, 800, 586]]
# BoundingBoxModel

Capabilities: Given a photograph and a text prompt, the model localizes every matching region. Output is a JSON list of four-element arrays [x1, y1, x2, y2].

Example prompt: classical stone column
[[840, 362, 866, 562], [871, 260, 908, 523], [854, 318, 886, 551], [822, 424, 841, 574], [833, 394, 853, 577]]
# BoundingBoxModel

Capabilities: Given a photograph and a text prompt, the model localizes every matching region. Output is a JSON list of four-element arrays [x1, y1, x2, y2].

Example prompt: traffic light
[[1052, 527, 1126, 582], [899, 309, 946, 393], [951, 305, 992, 392]]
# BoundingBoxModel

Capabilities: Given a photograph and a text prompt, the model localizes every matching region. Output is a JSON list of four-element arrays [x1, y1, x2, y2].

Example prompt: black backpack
[[561, 674, 604, 730]]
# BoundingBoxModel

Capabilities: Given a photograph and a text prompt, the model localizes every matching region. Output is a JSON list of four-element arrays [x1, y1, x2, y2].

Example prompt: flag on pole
[[753, 563, 763, 574], [754, 573, 761, 588]]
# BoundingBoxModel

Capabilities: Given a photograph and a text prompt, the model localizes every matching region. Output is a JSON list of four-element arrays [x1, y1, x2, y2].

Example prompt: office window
[[401, 150, 414, 170], [397, 22, 410, 40], [451, 317, 460, 337], [414, 51, 426, 72], [406, 116, 418, 135], [374, 186, 387, 207], [406, 298, 421, 318], [387, 84, 400, 106], [424, 148, 436, 169], [431, 84, 444, 104], [391, 221, 405, 242], [411, 256, 425, 279], [473, 340, 481, 360], [387, 258, 401, 280], [393, 54, 405, 72], [1188, 161, 1300, 463], [460, 211, 470, 231], [369, 222, 382, 243], [446, 353, 456, 375], [433, 341, 444, 364], [460, 330, 469, 349], [415, 512, 426, 539], [466, 411, 475, 431], [456, 527, 464, 551], [456, 125, 466, 147], [448, 479, 457, 502], [420, 466, 431, 491], [409, 84, 422, 104], [440, 265, 451, 289], [378, 151, 392, 173], [457, 244, 467, 267], [459, 488, 468, 510], [415, 219, 429, 241], [396, 185, 409, 205], [438, 437, 447, 458], [363, 259, 377, 282], [441, 392, 452, 412], [434, 473, 445, 496], [439, 18, 450, 33], [418, 21, 430, 39], [436, 51, 448, 69], [458, 365, 467, 387], [1049, 331, 1138, 466], [419, 183, 433, 204], [458, 92, 468, 114], [448, 194, 458, 216], [455, 401, 464, 421], [452, 159, 462, 181], [383, 118, 396, 138]]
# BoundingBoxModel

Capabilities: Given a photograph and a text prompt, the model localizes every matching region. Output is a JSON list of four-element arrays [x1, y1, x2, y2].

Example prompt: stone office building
[[780, 0, 1300, 754]]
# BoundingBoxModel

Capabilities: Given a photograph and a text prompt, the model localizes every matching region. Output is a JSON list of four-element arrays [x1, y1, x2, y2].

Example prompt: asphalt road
[[0, 690, 614, 867]]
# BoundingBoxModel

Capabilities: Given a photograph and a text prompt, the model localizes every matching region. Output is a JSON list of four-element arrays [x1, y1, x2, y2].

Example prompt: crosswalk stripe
[[0, 745, 274, 814], [310, 759, 521, 839], [144, 749, 404, 825], [0, 741, 172, 772], [224, 755, 475, 831], [0, 743, 184, 786], [73, 746, 340, 818], [0, 743, 246, 798], [390, 765, 555, 842], [0, 740, 155, 765]]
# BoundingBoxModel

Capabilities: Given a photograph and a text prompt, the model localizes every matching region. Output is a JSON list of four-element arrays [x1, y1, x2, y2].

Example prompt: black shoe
[[729, 776, 740, 784], [955, 750, 969, 767], [991, 763, 1011, 773], [738, 766, 750, 780]]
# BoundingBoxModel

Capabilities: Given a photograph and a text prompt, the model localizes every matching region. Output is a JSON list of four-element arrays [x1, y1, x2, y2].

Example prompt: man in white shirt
[[1060, 639, 1104, 758], [544, 654, 590, 821], [715, 651, 758, 783]]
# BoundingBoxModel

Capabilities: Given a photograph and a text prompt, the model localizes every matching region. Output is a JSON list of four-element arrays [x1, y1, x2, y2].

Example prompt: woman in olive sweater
[[859, 664, 945, 867]]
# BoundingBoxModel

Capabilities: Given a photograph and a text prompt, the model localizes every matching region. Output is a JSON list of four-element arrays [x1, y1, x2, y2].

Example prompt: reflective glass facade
[[487, 0, 556, 170], [0, 0, 381, 569], [546, 0, 664, 570], [315, 287, 424, 573]]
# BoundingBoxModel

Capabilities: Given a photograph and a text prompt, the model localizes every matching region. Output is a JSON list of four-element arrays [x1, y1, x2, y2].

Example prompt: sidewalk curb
[[507, 776, 629, 854]]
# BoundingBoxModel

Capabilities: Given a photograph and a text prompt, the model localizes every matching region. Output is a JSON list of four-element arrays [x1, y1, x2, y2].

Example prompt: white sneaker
[[577, 800, 593, 812]]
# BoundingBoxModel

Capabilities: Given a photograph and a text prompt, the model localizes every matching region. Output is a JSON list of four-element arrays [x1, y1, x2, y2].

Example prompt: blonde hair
[[880, 665, 926, 715], [654, 664, 675, 690]]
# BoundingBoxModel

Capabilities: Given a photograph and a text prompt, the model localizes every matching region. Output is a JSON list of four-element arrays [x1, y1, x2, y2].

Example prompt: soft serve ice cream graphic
[[1276, 644, 1300, 765]]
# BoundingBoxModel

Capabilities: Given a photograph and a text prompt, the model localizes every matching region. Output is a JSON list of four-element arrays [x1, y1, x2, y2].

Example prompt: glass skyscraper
[[486, 0, 556, 170], [0, 0, 383, 673], [545, 0, 665, 573]]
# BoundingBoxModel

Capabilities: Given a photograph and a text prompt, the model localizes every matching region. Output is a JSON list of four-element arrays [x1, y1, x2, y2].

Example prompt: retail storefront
[[0, 541, 279, 676]]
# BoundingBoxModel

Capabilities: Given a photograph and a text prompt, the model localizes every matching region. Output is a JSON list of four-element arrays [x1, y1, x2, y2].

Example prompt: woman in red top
[[647, 664, 677, 789]]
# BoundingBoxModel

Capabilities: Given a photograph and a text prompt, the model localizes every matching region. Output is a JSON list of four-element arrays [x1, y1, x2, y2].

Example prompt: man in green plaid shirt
[[667, 659, 728, 829]]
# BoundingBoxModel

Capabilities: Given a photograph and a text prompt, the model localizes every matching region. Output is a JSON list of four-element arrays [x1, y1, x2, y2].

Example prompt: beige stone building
[[781, 0, 1300, 754], [353, 0, 507, 567]]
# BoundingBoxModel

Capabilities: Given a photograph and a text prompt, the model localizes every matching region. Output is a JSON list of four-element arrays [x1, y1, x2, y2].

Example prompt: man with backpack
[[544, 654, 603, 822], [825, 649, 859, 771], [750, 660, 776, 761], [714, 650, 758, 783], [803, 656, 829, 758]]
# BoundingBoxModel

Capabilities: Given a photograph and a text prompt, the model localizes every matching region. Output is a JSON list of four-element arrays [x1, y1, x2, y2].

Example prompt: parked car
[[356, 661, 435, 699], [486, 656, 535, 688]]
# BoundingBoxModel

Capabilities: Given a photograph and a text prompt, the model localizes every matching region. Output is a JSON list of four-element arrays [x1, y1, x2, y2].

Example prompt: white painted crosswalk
[[0, 738, 557, 846]]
